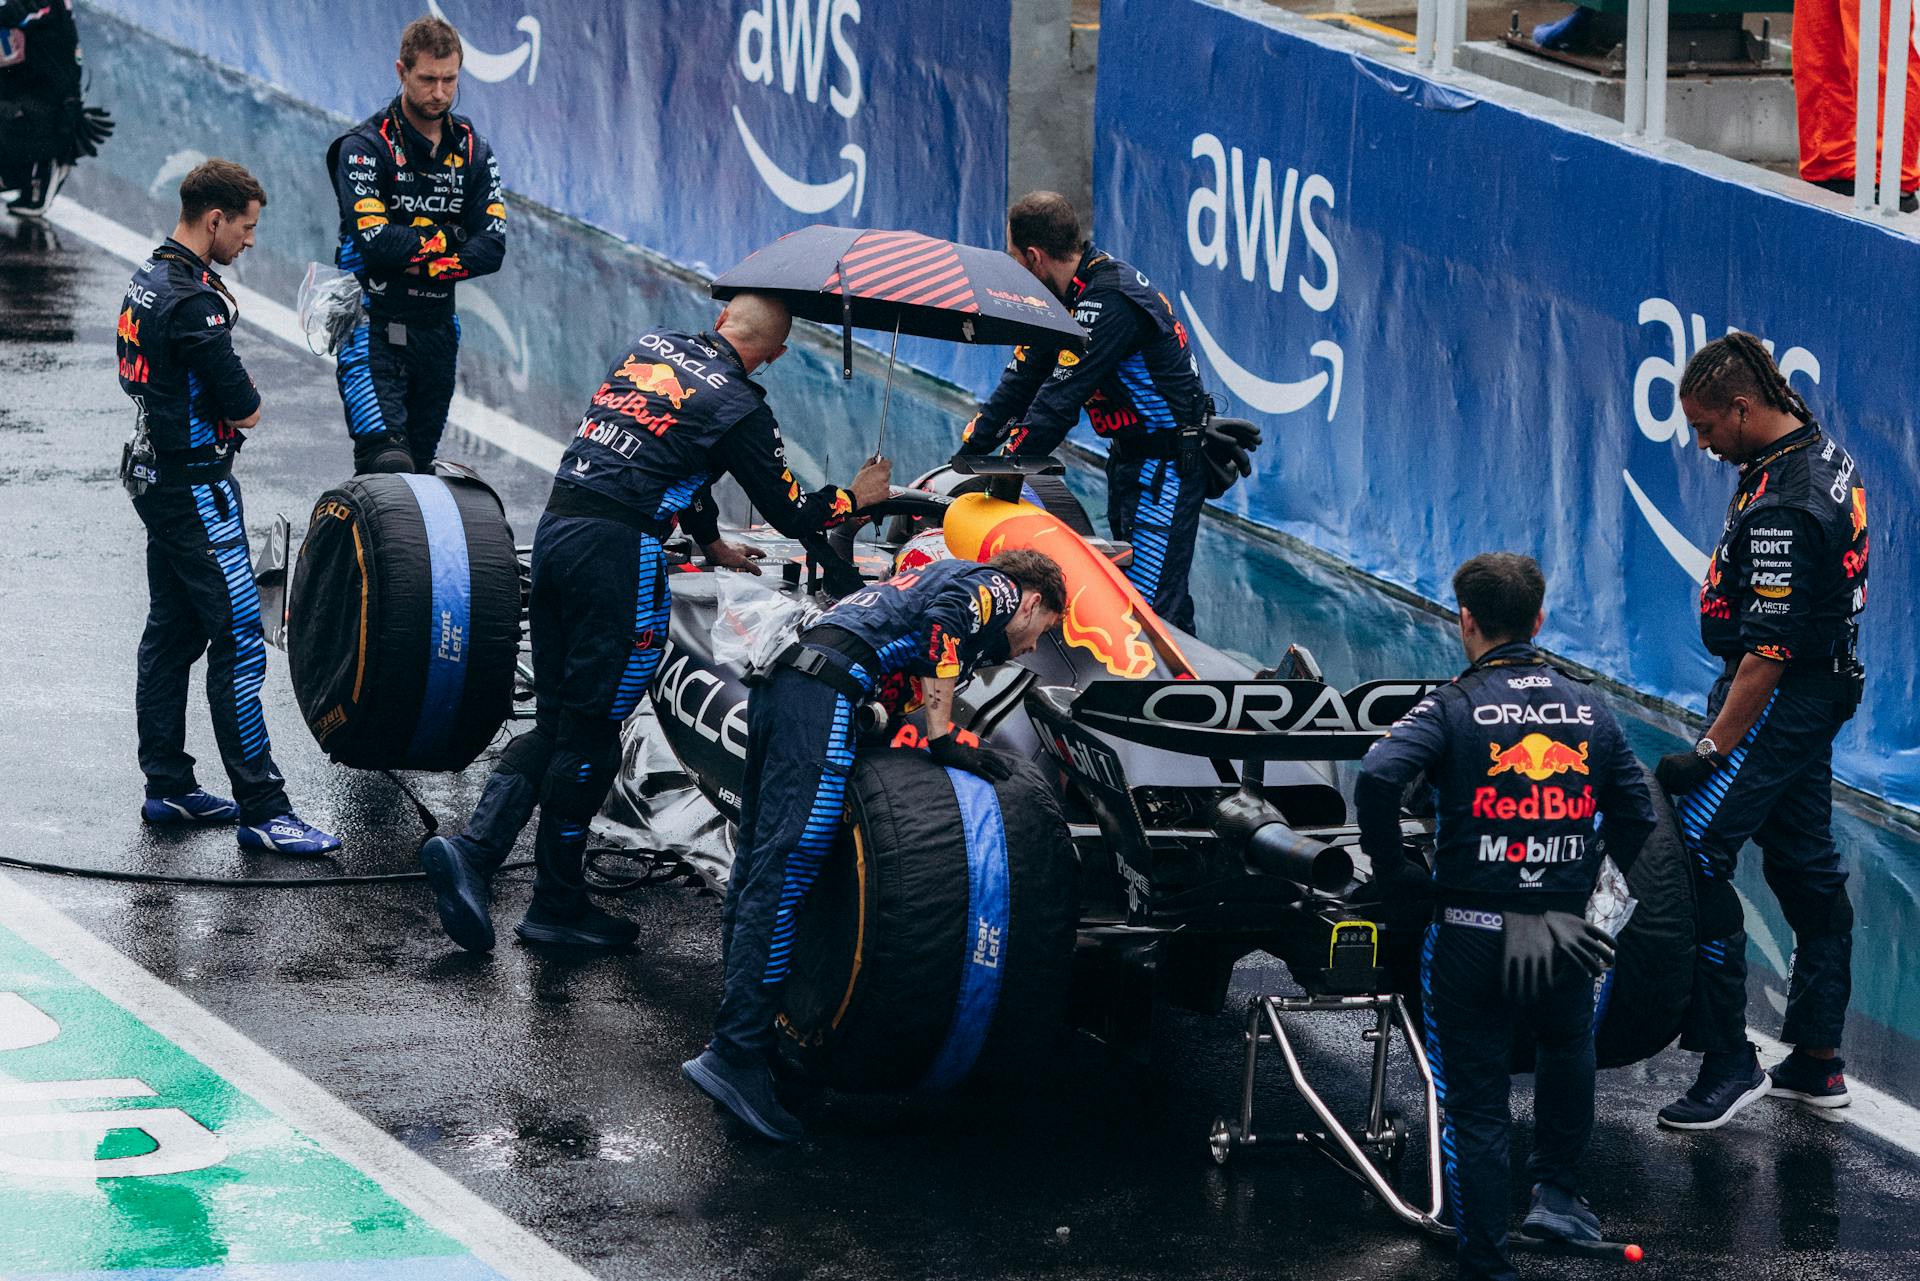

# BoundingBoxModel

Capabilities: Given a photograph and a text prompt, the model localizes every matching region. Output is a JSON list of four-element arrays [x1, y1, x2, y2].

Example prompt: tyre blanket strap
[[398, 474, 471, 763], [917, 768, 1011, 1093]]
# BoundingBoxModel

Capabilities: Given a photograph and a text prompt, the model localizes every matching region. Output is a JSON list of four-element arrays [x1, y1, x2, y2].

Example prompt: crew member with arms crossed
[[116, 161, 339, 855], [958, 191, 1217, 632], [1357, 553, 1654, 1281], [417, 294, 890, 951], [327, 15, 505, 474], [683, 549, 1065, 1141], [1653, 332, 1869, 1129]]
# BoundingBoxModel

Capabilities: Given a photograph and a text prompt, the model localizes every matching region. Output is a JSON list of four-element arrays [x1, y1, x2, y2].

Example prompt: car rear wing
[[1062, 678, 1446, 761]]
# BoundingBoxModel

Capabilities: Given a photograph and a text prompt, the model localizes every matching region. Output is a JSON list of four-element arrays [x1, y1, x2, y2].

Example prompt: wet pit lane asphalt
[[6, 191, 1920, 1280]]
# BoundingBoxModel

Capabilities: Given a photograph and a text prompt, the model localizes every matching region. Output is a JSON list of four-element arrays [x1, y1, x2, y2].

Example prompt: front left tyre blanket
[[287, 470, 521, 771], [778, 744, 1079, 1093]]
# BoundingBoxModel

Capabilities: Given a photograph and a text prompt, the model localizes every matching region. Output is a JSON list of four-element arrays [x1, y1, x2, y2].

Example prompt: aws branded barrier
[[1096, 0, 1919, 811], [85, 0, 1011, 389]]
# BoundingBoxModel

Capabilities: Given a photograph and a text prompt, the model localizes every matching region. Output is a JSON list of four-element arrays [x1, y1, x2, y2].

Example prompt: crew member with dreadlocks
[[1653, 332, 1868, 1130]]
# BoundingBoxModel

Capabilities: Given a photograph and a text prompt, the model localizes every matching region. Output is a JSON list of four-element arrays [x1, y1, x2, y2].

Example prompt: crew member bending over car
[[326, 15, 505, 474], [1653, 333, 1868, 1130], [958, 191, 1215, 632], [1357, 553, 1654, 1281], [684, 550, 1066, 1142], [116, 161, 338, 855], [417, 294, 890, 952]]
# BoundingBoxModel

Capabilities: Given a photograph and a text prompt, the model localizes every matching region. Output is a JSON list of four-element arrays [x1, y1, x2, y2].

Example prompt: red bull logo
[[116, 309, 140, 347], [425, 255, 464, 279], [828, 489, 855, 520], [1471, 784, 1597, 822], [617, 357, 697, 410], [1850, 487, 1867, 540], [1061, 584, 1156, 680], [1486, 734, 1589, 781], [419, 230, 448, 256]]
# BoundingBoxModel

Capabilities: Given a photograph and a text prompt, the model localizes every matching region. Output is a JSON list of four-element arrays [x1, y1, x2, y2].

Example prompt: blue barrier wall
[[1096, 0, 1918, 809], [83, 0, 1010, 390]]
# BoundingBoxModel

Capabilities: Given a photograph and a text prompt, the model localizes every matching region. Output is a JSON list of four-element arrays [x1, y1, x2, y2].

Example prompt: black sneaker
[[682, 1048, 804, 1142], [1521, 1182, 1602, 1244], [1768, 1052, 1851, 1108], [513, 899, 639, 948], [1658, 1044, 1770, 1130], [7, 160, 71, 218]]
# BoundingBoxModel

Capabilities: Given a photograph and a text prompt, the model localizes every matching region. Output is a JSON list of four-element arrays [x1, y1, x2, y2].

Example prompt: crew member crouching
[[683, 550, 1066, 1141], [1357, 553, 1654, 1281]]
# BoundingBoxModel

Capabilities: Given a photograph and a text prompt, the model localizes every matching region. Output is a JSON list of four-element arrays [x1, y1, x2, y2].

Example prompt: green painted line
[[0, 878, 594, 1281]]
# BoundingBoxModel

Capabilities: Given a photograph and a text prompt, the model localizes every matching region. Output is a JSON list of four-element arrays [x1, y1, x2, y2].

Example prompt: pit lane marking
[[0, 873, 597, 1280]]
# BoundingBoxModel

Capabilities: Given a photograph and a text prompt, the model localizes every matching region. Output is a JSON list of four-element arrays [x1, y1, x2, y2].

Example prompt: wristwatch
[[1694, 736, 1721, 760]]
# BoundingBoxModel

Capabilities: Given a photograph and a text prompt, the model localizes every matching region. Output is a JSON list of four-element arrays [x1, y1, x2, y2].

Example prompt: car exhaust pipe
[[1212, 790, 1353, 893]]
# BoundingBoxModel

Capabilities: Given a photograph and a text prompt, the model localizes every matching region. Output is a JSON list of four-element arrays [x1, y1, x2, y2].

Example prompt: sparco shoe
[[682, 1048, 804, 1143], [141, 790, 239, 826], [1521, 1183, 1602, 1244], [1658, 1044, 1770, 1130], [7, 160, 71, 218], [513, 900, 639, 949], [1769, 1052, 1851, 1108], [419, 835, 496, 953], [236, 814, 342, 856]]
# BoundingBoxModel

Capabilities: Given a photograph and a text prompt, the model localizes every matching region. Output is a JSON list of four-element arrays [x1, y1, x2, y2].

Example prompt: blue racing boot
[[419, 835, 496, 953], [1521, 1183, 1602, 1244], [237, 814, 342, 856], [142, 789, 239, 826], [682, 1048, 804, 1142]]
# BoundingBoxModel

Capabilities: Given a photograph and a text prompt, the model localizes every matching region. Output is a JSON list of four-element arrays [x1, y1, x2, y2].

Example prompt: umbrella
[[713, 226, 1088, 458]]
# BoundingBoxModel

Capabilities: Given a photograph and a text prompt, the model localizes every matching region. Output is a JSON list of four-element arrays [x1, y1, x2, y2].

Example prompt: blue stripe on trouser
[[763, 696, 857, 981], [1123, 457, 1181, 601], [336, 322, 387, 438], [398, 475, 472, 762], [1420, 924, 1464, 1224], [192, 481, 270, 760], [917, 768, 1012, 1092], [610, 533, 669, 720], [1675, 690, 1778, 870]]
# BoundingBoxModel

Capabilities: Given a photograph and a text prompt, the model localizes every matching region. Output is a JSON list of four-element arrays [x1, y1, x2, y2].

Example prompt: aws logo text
[[734, 0, 866, 215], [1180, 133, 1343, 420]]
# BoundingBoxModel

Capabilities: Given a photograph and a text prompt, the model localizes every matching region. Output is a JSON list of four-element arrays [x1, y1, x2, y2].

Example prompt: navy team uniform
[[428, 328, 859, 944], [116, 241, 290, 826], [961, 247, 1210, 631], [1357, 644, 1655, 1281], [327, 101, 505, 473], [1679, 423, 1867, 1057], [708, 558, 1023, 1065]]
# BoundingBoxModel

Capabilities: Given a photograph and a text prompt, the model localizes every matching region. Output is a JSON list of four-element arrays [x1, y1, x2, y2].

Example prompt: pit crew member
[[1357, 553, 1654, 1281], [117, 161, 338, 855], [326, 15, 505, 474], [683, 549, 1066, 1142], [958, 190, 1213, 632], [417, 294, 890, 953], [0, 0, 113, 217], [1653, 332, 1868, 1129]]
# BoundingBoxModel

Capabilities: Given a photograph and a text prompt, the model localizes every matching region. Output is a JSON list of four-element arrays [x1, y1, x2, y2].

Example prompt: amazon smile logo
[[734, 0, 867, 216], [1183, 132, 1344, 420], [428, 1, 541, 84]]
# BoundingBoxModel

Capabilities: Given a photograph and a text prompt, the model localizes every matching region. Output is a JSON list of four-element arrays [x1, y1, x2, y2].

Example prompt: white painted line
[[0, 872, 598, 1281], [47, 195, 562, 473], [1748, 1029, 1920, 1156]]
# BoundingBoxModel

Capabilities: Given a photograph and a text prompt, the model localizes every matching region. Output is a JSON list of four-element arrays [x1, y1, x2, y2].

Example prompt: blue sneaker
[[1522, 1183, 1602, 1244], [682, 1048, 804, 1143], [142, 790, 239, 826], [419, 835, 496, 953], [236, 814, 341, 856], [1657, 1044, 1770, 1130]]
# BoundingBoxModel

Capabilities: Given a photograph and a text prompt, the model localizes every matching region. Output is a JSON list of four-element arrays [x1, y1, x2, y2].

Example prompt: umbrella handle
[[838, 256, 853, 381]]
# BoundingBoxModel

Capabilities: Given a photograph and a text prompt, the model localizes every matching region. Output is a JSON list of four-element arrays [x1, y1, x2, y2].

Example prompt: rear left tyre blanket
[[1593, 770, 1695, 1069], [288, 471, 521, 772], [778, 744, 1079, 1093]]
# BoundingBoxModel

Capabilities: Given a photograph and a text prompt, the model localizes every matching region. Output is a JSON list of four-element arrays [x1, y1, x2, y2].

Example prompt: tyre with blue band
[[287, 466, 522, 772], [777, 743, 1078, 1093]]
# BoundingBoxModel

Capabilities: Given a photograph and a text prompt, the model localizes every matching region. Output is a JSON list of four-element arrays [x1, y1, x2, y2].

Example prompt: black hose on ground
[[0, 848, 689, 894]]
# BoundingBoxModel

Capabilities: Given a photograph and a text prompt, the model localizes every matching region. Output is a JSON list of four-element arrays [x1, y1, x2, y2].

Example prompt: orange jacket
[[1796, 0, 1920, 191]]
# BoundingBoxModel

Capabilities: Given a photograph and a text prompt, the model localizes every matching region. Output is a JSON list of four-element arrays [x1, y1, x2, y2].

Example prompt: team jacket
[[964, 247, 1209, 458], [0, 1, 80, 102], [555, 327, 856, 547], [1698, 422, 1868, 674], [809, 559, 1020, 682], [1355, 642, 1656, 913], [328, 100, 506, 321], [116, 238, 259, 464]]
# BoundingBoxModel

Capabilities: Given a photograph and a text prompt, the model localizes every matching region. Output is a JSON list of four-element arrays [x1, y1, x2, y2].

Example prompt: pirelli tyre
[[288, 466, 521, 772], [1592, 770, 1695, 1068], [778, 743, 1078, 1093]]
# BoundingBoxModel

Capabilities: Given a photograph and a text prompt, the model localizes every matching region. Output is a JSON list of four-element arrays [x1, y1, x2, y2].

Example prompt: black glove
[[927, 731, 1013, 781], [1502, 911, 1557, 1004], [75, 105, 115, 156], [1202, 417, 1262, 498], [1654, 748, 1722, 796], [956, 412, 1006, 457], [1543, 911, 1616, 978]]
